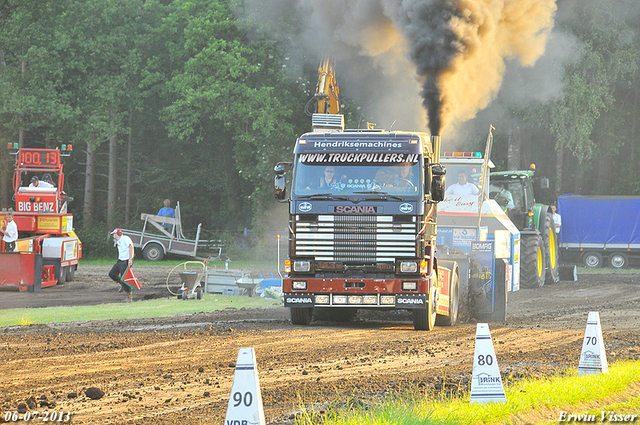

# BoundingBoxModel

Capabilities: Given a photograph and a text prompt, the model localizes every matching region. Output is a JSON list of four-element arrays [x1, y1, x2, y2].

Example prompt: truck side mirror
[[431, 165, 446, 202], [274, 163, 289, 201], [274, 175, 286, 200]]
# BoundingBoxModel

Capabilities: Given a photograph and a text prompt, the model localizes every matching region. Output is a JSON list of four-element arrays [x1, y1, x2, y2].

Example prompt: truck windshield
[[293, 161, 421, 197]]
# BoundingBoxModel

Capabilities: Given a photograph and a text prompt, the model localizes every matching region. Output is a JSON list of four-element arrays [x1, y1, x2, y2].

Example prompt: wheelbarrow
[[177, 261, 205, 300]]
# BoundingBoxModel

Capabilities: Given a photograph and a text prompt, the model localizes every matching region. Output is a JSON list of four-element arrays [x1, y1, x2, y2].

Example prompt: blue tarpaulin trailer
[[557, 195, 640, 268]]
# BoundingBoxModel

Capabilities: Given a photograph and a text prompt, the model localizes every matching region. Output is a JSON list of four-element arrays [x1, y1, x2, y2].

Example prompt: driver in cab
[[306, 166, 341, 190], [374, 163, 416, 193]]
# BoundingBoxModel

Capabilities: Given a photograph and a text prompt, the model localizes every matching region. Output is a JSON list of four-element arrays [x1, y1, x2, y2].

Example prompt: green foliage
[[516, 0, 640, 196], [0, 0, 308, 235], [75, 224, 115, 259]]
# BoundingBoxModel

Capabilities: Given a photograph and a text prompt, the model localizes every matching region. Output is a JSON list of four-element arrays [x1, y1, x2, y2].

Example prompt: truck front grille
[[293, 215, 417, 262]]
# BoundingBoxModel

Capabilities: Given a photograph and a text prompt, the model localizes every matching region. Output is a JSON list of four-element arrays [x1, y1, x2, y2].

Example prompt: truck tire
[[542, 212, 559, 284], [492, 260, 508, 322], [583, 251, 602, 268], [436, 265, 459, 327], [290, 307, 313, 325], [58, 266, 67, 285], [143, 243, 164, 262], [413, 286, 437, 330], [521, 233, 546, 288], [608, 253, 628, 269], [66, 265, 76, 282]]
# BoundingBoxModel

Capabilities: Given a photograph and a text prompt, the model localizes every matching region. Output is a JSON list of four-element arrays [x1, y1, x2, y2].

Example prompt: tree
[[519, 0, 638, 195]]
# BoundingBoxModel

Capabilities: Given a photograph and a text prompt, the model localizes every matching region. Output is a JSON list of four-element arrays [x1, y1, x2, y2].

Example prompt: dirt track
[[1, 265, 639, 424]]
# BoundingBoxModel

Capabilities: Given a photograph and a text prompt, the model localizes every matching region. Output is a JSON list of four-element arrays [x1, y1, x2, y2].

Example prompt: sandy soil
[[0, 265, 639, 424]]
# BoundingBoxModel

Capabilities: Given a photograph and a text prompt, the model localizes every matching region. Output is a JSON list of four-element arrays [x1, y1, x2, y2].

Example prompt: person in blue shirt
[[158, 199, 175, 232]]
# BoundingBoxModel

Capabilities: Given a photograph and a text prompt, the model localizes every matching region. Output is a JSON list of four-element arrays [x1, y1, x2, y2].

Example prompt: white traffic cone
[[224, 347, 266, 425], [578, 311, 609, 376], [470, 323, 507, 404]]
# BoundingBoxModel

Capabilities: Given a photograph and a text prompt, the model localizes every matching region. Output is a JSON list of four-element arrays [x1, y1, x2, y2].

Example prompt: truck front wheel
[[290, 307, 313, 325], [413, 286, 437, 330], [521, 234, 546, 288], [143, 243, 165, 262]]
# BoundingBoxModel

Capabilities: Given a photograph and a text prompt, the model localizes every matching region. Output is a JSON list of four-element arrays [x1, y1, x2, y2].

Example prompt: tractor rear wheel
[[521, 233, 546, 288], [542, 212, 559, 284]]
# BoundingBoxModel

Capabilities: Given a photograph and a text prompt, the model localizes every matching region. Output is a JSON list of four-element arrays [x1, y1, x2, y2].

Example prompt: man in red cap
[[109, 228, 135, 302]]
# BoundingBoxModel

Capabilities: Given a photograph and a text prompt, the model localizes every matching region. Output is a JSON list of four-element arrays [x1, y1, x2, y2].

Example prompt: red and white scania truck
[[0, 144, 82, 291], [274, 126, 461, 330], [273, 62, 462, 330]]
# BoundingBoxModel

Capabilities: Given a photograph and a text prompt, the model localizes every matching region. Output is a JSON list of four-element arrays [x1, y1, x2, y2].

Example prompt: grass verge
[[0, 295, 281, 327], [81, 258, 279, 273], [308, 360, 640, 425]]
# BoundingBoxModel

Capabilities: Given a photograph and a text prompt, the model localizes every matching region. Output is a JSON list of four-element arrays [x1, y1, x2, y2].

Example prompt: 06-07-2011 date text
[[3, 411, 71, 422]]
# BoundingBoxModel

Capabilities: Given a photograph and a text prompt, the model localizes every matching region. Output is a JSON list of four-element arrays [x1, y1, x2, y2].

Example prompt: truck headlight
[[400, 261, 418, 273], [363, 295, 378, 305], [293, 260, 311, 272], [292, 281, 307, 290], [380, 295, 395, 305], [333, 295, 347, 304], [315, 295, 329, 304]]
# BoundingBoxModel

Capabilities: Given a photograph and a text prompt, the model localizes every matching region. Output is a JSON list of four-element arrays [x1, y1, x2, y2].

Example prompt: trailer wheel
[[143, 243, 164, 262], [583, 252, 603, 268], [66, 265, 76, 282], [196, 287, 204, 300], [608, 253, 628, 269], [436, 266, 459, 327], [290, 307, 313, 325], [57, 266, 67, 285], [542, 212, 559, 284], [413, 286, 437, 330], [521, 233, 546, 288]]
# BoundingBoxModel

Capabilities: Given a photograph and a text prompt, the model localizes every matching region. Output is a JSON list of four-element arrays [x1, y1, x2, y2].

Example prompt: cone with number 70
[[578, 311, 609, 376]]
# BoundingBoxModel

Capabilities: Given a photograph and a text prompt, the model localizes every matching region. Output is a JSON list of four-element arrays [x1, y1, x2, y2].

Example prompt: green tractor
[[489, 169, 559, 288]]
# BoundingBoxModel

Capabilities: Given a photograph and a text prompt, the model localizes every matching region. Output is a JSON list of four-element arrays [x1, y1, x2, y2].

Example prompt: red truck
[[0, 145, 81, 291]]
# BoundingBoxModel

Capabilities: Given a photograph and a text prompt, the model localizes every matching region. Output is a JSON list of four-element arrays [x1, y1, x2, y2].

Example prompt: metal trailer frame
[[120, 202, 223, 261]]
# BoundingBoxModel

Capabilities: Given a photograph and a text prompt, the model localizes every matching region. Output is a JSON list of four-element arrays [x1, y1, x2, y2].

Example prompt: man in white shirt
[[551, 205, 561, 234], [1, 211, 18, 252], [445, 170, 479, 195], [29, 176, 54, 189], [108, 228, 135, 302]]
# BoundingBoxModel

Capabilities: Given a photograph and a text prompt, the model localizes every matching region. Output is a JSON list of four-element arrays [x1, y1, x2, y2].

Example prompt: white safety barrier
[[578, 311, 609, 376], [470, 323, 507, 404], [224, 347, 266, 425]]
